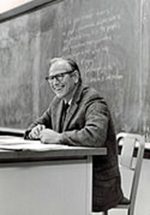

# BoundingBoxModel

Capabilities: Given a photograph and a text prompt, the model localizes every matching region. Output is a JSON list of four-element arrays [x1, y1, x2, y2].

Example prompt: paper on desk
[[0, 137, 69, 151]]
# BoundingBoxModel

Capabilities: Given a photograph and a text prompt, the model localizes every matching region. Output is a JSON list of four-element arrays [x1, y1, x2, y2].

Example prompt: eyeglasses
[[45, 70, 74, 82]]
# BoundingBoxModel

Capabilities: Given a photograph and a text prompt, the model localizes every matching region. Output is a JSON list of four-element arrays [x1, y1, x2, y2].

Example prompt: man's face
[[47, 60, 76, 100]]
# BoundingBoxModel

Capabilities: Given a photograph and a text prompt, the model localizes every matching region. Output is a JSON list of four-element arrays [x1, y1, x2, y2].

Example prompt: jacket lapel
[[55, 99, 64, 132], [63, 103, 78, 130], [63, 83, 83, 131]]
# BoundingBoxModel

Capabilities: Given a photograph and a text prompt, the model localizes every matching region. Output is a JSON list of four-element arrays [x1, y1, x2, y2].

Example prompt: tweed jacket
[[25, 83, 123, 211]]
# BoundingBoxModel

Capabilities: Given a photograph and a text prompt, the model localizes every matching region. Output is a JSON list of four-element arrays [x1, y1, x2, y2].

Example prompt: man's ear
[[72, 70, 79, 84]]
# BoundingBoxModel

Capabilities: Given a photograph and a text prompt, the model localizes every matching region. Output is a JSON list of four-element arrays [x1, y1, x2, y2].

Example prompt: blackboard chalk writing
[[85, 66, 123, 83], [62, 8, 123, 85], [63, 8, 121, 52]]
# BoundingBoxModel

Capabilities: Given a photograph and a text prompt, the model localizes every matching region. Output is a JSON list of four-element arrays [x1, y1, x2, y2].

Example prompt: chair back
[[117, 133, 145, 214]]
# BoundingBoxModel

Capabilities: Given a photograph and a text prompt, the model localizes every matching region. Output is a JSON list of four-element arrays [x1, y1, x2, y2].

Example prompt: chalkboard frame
[[0, 0, 62, 23]]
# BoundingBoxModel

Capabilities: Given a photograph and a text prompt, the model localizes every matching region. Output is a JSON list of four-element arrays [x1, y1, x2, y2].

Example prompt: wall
[[0, 0, 147, 134], [0, 0, 33, 13]]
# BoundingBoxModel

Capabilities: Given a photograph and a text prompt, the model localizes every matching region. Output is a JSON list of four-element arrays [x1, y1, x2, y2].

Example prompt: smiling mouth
[[54, 86, 64, 91], [55, 89, 62, 92]]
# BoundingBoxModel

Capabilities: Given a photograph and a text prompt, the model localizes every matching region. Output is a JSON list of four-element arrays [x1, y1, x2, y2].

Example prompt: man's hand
[[39, 129, 62, 144], [29, 124, 46, 139]]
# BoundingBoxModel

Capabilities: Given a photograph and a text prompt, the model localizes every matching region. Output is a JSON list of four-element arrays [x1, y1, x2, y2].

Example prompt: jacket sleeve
[[60, 100, 110, 147], [24, 106, 52, 139]]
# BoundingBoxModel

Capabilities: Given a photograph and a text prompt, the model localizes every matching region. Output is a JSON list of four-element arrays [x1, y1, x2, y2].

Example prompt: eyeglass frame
[[45, 70, 75, 82]]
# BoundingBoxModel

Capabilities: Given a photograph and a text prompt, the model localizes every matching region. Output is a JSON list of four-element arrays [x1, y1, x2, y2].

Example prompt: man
[[24, 57, 123, 213]]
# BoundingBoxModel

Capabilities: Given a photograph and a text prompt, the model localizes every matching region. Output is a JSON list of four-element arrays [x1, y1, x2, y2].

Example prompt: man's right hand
[[28, 124, 46, 139]]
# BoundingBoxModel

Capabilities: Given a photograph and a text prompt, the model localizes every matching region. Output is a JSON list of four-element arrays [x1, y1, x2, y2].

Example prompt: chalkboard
[[0, 0, 145, 134]]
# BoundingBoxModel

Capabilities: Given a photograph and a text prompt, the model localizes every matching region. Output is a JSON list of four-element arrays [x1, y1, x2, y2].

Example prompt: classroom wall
[[0, 0, 149, 135], [0, 0, 33, 13]]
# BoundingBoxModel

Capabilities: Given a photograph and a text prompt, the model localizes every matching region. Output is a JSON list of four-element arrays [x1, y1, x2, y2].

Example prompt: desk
[[0, 136, 106, 215]]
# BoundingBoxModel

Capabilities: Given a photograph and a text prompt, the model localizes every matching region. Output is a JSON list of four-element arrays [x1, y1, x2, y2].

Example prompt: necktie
[[60, 101, 69, 132]]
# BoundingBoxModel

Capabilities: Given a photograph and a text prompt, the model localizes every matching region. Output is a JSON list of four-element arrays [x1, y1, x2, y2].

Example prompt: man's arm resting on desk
[[38, 102, 109, 147]]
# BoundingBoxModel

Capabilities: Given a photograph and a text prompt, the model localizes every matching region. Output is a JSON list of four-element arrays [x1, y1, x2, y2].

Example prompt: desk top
[[0, 136, 107, 163]]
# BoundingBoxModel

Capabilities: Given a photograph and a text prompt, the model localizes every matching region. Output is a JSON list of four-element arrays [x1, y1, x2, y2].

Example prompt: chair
[[111, 133, 145, 215], [93, 133, 145, 215]]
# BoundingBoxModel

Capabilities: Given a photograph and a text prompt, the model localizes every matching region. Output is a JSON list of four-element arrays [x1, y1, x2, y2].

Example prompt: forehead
[[49, 60, 72, 76]]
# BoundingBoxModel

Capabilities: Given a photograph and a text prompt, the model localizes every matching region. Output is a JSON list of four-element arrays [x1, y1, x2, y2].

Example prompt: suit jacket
[[25, 83, 123, 211]]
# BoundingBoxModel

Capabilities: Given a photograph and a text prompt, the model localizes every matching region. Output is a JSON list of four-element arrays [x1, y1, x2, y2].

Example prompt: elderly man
[[24, 57, 123, 213]]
